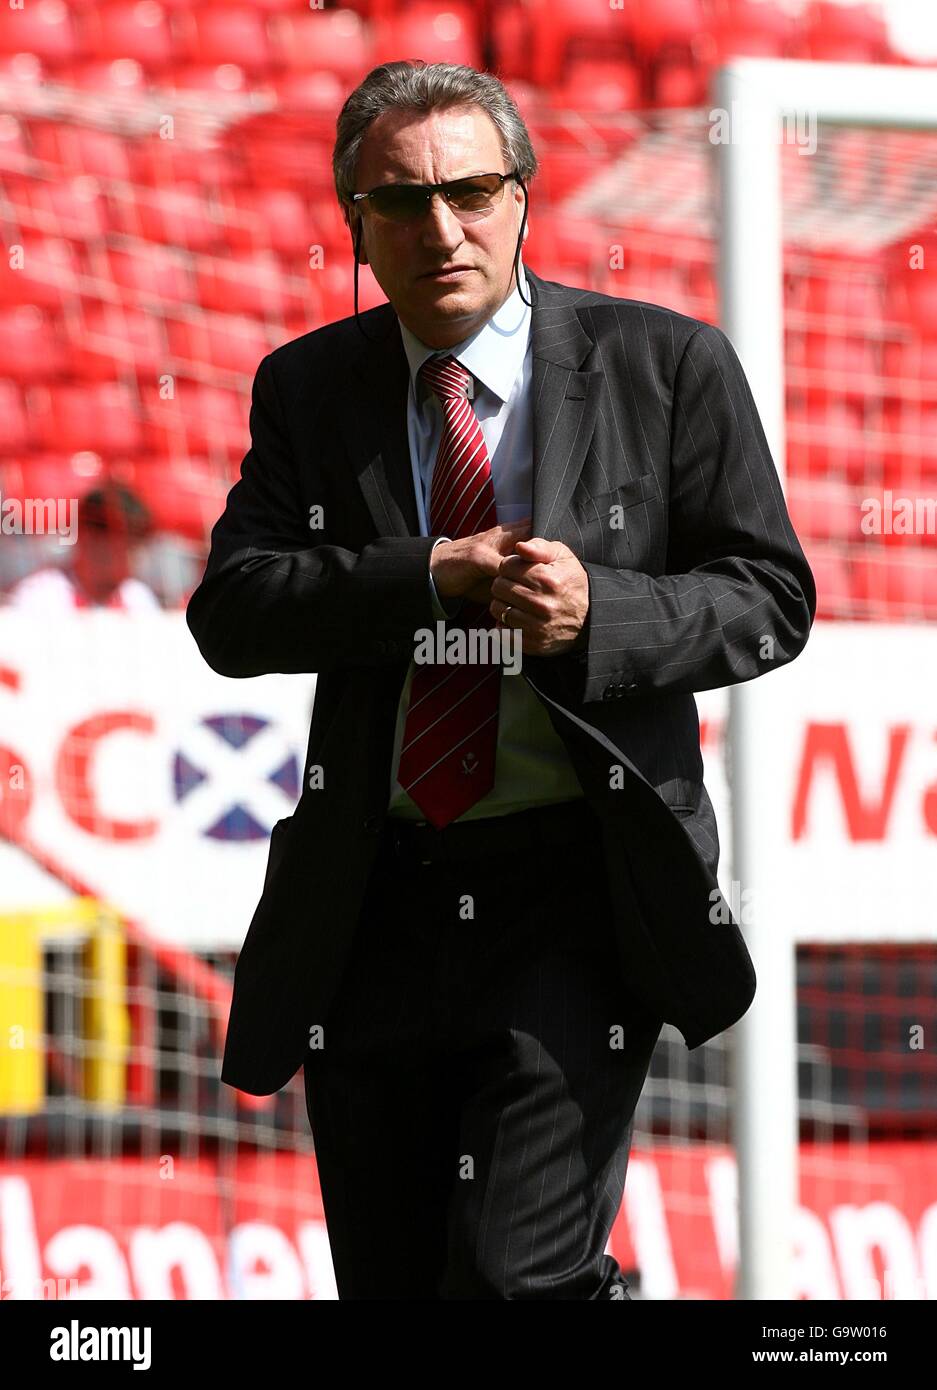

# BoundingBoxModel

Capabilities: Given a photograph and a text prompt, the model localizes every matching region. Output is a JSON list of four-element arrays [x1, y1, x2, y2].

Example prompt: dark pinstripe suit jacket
[[186, 267, 816, 1096]]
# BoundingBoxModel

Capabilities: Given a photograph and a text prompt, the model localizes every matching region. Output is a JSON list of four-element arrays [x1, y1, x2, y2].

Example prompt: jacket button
[[363, 815, 381, 833]]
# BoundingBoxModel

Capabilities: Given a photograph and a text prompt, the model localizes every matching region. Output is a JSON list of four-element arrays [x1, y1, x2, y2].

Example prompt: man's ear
[[513, 182, 529, 242]]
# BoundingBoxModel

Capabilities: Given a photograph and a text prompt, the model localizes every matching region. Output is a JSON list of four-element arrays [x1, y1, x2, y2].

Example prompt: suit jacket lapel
[[339, 268, 601, 542], [526, 269, 601, 541], [338, 307, 419, 539]]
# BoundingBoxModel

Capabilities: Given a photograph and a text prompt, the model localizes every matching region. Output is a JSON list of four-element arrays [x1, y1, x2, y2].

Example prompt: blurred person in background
[[5, 482, 160, 612]]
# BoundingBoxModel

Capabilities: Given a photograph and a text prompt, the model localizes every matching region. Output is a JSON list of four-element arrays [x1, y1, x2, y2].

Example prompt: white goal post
[[715, 58, 937, 1302]]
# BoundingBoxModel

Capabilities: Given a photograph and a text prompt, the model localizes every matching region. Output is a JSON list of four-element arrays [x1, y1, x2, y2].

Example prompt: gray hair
[[332, 60, 538, 208]]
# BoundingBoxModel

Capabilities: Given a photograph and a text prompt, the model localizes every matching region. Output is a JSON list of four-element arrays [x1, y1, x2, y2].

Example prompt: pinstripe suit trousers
[[302, 804, 663, 1300]]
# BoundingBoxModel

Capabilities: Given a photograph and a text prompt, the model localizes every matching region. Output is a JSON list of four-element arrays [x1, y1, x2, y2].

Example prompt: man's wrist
[[429, 536, 463, 618]]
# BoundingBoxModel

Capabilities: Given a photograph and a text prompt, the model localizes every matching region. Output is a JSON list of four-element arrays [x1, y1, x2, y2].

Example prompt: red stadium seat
[[882, 338, 937, 404], [851, 550, 937, 618], [800, 270, 885, 328], [237, 104, 336, 146], [523, 211, 616, 280], [317, 262, 387, 323], [611, 267, 698, 319], [879, 398, 937, 490], [217, 186, 347, 259], [0, 305, 65, 381], [55, 58, 151, 98], [29, 120, 133, 182], [112, 183, 223, 252], [525, 260, 571, 287], [490, 1, 532, 80], [77, 2, 174, 68], [786, 396, 878, 484], [267, 8, 372, 77], [162, 63, 253, 96], [650, 58, 707, 108], [633, 0, 704, 55], [553, 58, 643, 112], [288, 195, 350, 263], [172, 7, 272, 73], [0, 0, 77, 64], [234, 0, 297, 9], [280, 308, 326, 341], [0, 113, 31, 176], [701, 0, 796, 63], [235, 115, 335, 193], [886, 270, 937, 340], [1, 475, 207, 586], [130, 136, 240, 189], [194, 249, 302, 316], [525, 0, 640, 88], [0, 237, 80, 308], [878, 488, 937, 550], [0, 380, 29, 451], [108, 243, 197, 306], [799, 1, 892, 63], [787, 477, 865, 545], [3, 172, 109, 243], [113, 458, 231, 541], [64, 302, 167, 380], [166, 312, 274, 379], [27, 381, 145, 455], [0, 51, 46, 90], [687, 261, 717, 323], [372, 4, 481, 68], [792, 332, 881, 406], [140, 378, 248, 457], [269, 69, 346, 111], [534, 149, 599, 203], [73, 0, 205, 9], [216, 186, 308, 255], [800, 544, 853, 619], [1, 454, 107, 510]]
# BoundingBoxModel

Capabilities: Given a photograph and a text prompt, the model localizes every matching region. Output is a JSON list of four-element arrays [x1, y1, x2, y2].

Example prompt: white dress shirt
[[386, 265, 585, 820]]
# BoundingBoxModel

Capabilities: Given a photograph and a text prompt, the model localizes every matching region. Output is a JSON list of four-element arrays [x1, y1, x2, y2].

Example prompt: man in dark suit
[[186, 59, 816, 1300]]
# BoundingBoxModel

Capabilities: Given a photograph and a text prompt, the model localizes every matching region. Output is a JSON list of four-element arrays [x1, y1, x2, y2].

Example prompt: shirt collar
[[398, 263, 530, 405]]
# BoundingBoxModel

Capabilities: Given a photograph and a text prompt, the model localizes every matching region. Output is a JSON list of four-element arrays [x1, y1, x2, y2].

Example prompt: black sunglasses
[[350, 171, 519, 224]]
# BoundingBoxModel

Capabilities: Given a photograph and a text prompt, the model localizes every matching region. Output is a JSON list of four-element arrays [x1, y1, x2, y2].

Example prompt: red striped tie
[[396, 354, 502, 828]]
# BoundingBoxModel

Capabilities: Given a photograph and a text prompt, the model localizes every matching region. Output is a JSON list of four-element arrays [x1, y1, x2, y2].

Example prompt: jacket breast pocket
[[571, 470, 660, 532]]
